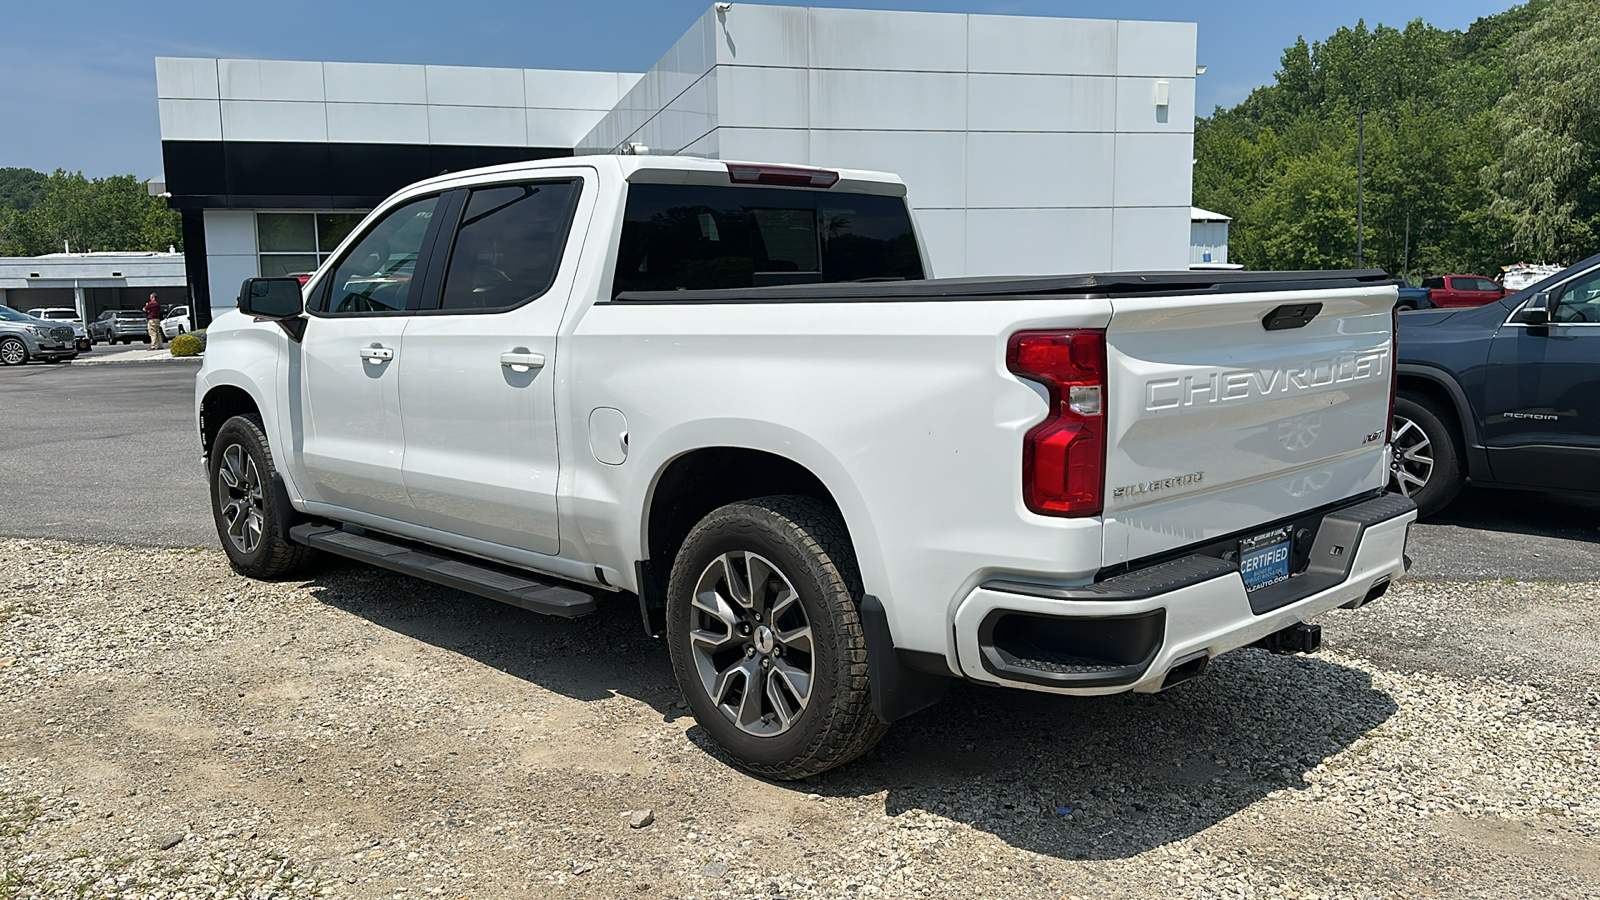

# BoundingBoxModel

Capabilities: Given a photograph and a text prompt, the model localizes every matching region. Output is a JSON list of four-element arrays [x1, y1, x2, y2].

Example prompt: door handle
[[500, 351, 546, 372], [359, 346, 394, 363]]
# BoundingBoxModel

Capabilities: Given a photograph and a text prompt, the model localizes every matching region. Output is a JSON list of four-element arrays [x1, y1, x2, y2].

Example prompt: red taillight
[[725, 163, 840, 188], [1006, 330, 1107, 517]]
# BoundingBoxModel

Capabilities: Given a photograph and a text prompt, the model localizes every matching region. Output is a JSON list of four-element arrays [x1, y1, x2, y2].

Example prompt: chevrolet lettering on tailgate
[[1146, 347, 1391, 411]]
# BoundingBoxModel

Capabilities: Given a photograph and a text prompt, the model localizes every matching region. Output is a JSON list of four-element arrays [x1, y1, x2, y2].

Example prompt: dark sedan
[[1392, 252, 1600, 515]]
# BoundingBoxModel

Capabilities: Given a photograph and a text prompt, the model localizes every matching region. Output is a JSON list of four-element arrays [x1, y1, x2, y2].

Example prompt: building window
[[257, 212, 367, 279]]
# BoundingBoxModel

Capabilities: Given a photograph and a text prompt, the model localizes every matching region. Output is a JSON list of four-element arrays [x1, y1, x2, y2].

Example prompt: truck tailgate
[[1101, 284, 1395, 567]]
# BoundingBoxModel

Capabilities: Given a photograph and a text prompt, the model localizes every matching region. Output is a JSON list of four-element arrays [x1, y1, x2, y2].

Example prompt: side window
[[320, 196, 439, 315], [1472, 277, 1500, 292], [1553, 270, 1600, 324], [612, 184, 924, 298], [437, 180, 581, 312], [1422, 277, 1442, 289]]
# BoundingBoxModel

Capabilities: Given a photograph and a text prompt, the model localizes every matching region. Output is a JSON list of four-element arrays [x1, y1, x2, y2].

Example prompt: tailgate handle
[[1262, 303, 1323, 331]]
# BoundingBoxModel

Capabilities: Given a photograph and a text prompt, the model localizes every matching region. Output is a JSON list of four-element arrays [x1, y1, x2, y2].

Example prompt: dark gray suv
[[0, 306, 79, 365]]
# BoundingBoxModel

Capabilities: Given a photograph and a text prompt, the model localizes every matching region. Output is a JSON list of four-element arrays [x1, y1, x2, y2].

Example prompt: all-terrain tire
[[1391, 392, 1464, 517], [209, 414, 317, 579], [666, 495, 887, 780]]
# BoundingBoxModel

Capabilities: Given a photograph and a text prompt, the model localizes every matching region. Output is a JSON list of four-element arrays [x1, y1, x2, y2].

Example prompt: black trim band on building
[[162, 140, 574, 321], [179, 208, 210, 327], [162, 141, 574, 208]]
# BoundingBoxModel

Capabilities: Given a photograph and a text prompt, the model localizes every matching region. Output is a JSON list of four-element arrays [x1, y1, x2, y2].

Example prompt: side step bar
[[290, 524, 596, 618]]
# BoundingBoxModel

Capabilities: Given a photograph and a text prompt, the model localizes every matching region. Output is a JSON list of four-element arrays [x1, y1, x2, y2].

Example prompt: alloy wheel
[[688, 551, 814, 737], [217, 443, 265, 554], [0, 339, 25, 365], [1389, 414, 1434, 498]]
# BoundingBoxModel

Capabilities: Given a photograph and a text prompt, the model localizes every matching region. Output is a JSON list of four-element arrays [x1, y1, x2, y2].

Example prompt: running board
[[289, 524, 596, 618]]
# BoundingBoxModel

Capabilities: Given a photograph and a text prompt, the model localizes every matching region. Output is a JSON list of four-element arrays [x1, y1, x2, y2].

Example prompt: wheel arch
[[198, 383, 262, 461], [1396, 363, 1485, 480]]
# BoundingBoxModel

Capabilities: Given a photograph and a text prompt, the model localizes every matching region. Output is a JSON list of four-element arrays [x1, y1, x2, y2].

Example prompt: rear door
[[1100, 284, 1395, 566], [397, 171, 591, 554], [1483, 265, 1600, 487]]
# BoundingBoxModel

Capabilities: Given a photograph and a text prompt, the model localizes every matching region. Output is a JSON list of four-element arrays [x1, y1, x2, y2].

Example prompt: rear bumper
[[951, 493, 1416, 695]]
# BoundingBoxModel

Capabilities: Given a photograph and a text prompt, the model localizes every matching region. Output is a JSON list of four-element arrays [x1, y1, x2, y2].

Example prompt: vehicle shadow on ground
[[302, 558, 684, 715], [1432, 487, 1600, 542], [805, 652, 1397, 861], [303, 557, 1396, 862]]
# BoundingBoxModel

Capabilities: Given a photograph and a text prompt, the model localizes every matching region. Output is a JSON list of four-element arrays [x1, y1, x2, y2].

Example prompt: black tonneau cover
[[611, 269, 1393, 304]]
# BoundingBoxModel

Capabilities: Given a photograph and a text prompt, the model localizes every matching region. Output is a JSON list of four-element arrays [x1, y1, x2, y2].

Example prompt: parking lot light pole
[[1356, 108, 1365, 269]]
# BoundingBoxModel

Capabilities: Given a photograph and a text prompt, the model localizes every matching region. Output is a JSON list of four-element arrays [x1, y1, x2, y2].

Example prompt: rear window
[[612, 184, 924, 298], [1422, 277, 1443, 289], [116, 310, 145, 318], [39, 310, 75, 319]]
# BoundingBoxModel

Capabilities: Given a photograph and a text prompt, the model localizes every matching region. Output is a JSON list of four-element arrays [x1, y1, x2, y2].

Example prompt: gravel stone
[[2, 538, 1597, 898], [627, 808, 654, 829]]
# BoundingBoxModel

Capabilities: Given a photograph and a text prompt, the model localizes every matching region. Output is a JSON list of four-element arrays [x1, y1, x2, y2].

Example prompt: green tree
[[1194, 4, 1548, 275], [0, 169, 180, 256], [1486, 0, 1600, 262]]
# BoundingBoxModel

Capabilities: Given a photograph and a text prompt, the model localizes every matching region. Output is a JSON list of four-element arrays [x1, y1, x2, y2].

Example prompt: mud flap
[[861, 594, 951, 724]]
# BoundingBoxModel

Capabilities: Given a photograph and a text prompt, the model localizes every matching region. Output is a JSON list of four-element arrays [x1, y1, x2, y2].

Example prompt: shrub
[[190, 329, 206, 350], [169, 333, 203, 357]]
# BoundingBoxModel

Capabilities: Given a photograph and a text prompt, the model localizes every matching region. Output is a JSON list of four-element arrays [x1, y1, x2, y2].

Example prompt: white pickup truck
[[196, 155, 1415, 778]]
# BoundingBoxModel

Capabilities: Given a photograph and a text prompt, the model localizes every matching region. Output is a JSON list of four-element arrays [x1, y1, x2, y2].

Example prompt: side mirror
[[239, 277, 304, 318], [1521, 291, 1552, 326], [238, 277, 307, 341]]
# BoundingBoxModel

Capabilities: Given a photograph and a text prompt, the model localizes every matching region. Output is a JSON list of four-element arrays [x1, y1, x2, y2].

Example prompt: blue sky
[[1, 0, 1517, 179]]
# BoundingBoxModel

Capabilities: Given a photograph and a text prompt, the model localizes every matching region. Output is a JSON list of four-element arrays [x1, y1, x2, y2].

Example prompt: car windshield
[[0, 307, 41, 322]]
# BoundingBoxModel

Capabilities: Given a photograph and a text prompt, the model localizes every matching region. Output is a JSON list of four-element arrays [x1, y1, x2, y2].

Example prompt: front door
[[398, 173, 590, 555], [1483, 265, 1600, 489], [296, 194, 444, 521]]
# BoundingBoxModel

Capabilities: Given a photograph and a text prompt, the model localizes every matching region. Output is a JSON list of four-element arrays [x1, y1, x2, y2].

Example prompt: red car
[[1421, 274, 1506, 308]]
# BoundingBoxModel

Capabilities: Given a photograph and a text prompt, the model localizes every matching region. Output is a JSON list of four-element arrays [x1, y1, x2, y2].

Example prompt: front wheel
[[1390, 393, 1464, 517], [0, 337, 28, 366], [209, 415, 317, 579], [667, 496, 886, 780]]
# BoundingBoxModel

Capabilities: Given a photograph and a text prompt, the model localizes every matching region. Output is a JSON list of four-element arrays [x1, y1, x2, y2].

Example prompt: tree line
[[0, 167, 182, 257], [1194, 0, 1599, 277]]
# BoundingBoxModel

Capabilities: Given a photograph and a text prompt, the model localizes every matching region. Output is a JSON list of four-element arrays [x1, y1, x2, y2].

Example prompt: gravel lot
[[2, 538, 1596, 898]]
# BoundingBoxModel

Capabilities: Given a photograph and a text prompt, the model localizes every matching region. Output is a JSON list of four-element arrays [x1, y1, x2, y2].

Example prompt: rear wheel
[[1390, 392, 1464, 517], [209, 415, 317, 579], [667, 496, 886, 780], [0, 337, 28, 366]]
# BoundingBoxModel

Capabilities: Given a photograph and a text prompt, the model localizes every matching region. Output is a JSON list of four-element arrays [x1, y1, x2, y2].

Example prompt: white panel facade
[[966, 74, 1116, 132], [967, 208, 1116, 276], [155, 58, 219, 100], [806, 8, 967, 71], [158, 98, 223, 141], [203, 210, 259, 318], [219, 59, 325, 102], [323, 62, 428, 104], [326, 102, 431, 144], [221, 100, 328, 142], [577, 5, 1198, 275], [967, 15, 1117, 76], [1113, 206, 1191, 271], [424, 65, 525, 108], [203, 211, 257, 256], [428, 105, 527, 147]]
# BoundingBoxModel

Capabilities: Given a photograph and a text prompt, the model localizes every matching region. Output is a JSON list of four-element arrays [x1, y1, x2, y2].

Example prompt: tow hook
[[1255, 622, 1321, 655]]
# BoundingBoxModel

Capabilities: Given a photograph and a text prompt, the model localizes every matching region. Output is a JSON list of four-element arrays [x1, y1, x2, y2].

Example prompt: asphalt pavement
[[0, 360, 216, 548], [1, 361, 1596, 579]]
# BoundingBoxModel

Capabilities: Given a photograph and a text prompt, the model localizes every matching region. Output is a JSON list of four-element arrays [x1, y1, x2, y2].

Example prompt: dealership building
[[155, 4, 1198, 326]]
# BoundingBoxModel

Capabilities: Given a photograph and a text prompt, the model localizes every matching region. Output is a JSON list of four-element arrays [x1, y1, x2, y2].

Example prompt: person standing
[[143, 292, 165, 350]]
